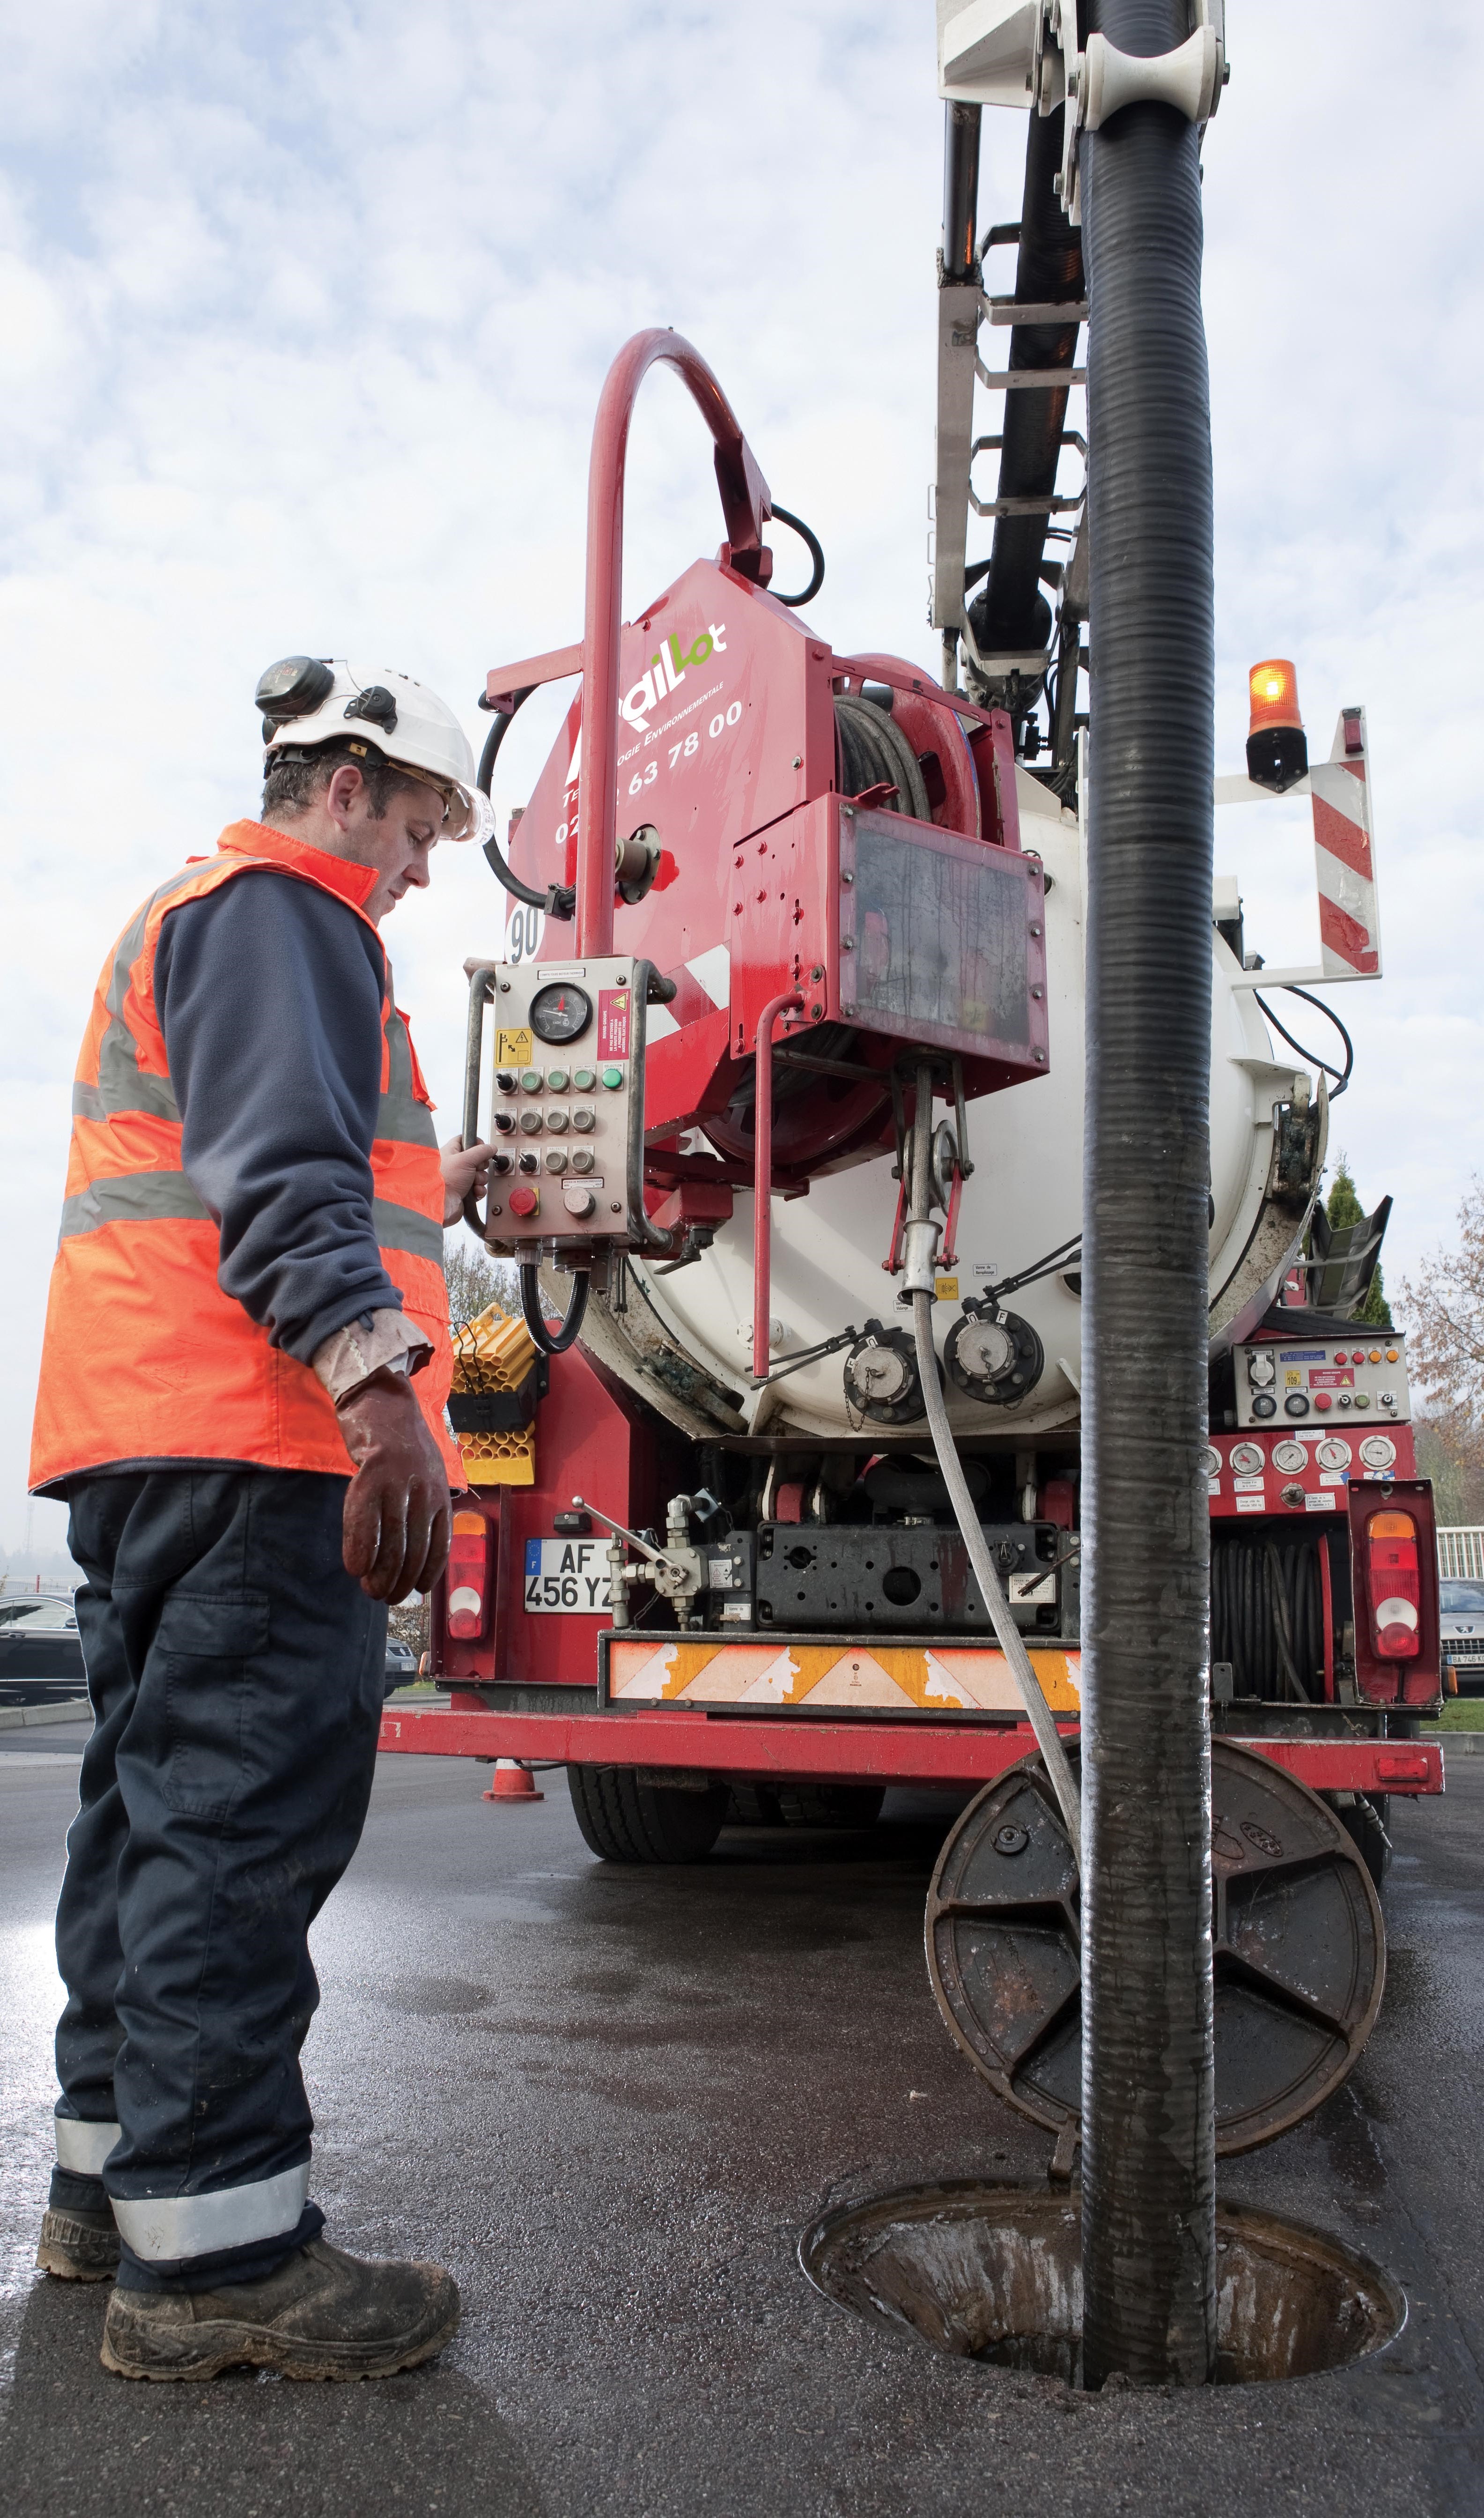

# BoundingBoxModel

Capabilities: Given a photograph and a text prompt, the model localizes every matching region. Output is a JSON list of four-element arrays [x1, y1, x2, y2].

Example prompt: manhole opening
[[801, 2183, 1405, 2387]]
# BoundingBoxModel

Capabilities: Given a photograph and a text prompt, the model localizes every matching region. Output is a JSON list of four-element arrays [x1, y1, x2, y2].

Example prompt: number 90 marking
[[506, 903, 544, 963]]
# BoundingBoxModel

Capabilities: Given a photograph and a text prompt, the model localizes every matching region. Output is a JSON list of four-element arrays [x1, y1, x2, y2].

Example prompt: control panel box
[[1205, 1422, 1417, 1520], [1234, 1330, 1410, 1431], [479, 956, 641, 1252]]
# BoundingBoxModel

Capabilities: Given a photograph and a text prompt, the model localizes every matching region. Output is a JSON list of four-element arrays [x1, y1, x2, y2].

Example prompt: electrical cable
[[979, 1231, 1082, 1304], [1254, 986, 1354, 1100], [767, 505, 825, 607], [519, 1264, 589, 1357]]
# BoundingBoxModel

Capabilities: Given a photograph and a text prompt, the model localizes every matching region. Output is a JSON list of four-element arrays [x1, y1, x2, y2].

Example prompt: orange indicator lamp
[[1245, 657, 1308, 793]]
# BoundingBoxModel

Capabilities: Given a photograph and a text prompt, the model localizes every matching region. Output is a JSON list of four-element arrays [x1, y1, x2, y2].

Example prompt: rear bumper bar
[[377, 1707, 1444, 1796]]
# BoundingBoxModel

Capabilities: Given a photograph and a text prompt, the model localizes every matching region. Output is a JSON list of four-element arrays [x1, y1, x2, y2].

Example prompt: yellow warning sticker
[[935, 1276, 960, 1302], [496, 1028, 533, 1066]]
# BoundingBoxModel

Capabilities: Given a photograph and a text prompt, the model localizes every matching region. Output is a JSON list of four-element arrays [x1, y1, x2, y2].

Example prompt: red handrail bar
[[751, 989, 805, 1385], [577, 330, 772, 955]]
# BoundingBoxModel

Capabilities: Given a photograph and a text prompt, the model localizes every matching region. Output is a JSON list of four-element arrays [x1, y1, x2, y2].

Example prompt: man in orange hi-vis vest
[[28, 659, 497, 2383]]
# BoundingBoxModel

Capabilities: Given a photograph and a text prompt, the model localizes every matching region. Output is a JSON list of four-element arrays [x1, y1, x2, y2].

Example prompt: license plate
[[523, 1537, 609, 1614]]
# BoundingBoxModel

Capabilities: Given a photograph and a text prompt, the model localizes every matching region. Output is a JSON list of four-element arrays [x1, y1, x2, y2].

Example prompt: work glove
[[336, 1366, 452, 1605]]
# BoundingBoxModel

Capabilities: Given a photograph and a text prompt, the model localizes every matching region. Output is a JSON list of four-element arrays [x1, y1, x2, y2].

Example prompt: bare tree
[[1413, 1407, 1484, 1526], [1398, 1178, 1484, 1414], [443, 1232, 517, 1331]]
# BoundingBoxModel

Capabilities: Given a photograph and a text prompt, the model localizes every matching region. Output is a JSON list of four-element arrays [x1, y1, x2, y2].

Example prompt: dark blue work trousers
[[51, 1469, 386, 2290]]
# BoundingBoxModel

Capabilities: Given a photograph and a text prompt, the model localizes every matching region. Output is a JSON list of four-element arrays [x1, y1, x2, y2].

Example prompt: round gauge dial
[[1272, 1441, 1308, 1474], [1199, 1447, 1221, 1480], [1358, 1435, 1397, 1472], [529, 981, 593, 1045], [1316, 1437, 1352, 1470], [1230, 1442, 1265, 1477]]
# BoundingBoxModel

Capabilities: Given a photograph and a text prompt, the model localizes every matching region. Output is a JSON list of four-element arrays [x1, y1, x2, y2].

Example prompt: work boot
[[37, 2201, 122, 2282], [100, 2238, 460, 2383]]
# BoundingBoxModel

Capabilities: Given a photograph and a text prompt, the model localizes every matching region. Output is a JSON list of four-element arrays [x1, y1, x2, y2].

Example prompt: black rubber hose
[[520, 1264, 589, 1357], [1255, 986, 1354, 1100], [476, 687, 576, 919], [1078, 0, 1218, 2392], [968, 105, 1084, 669], [768, 505, 825, 607]]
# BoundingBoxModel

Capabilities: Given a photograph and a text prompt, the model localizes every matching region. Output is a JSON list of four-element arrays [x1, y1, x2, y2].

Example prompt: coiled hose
[[1211, 1536, 1323, 1703], [834, 693, 932, 819]]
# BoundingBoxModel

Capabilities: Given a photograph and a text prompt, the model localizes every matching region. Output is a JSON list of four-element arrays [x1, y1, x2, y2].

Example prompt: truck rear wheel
[[566, 1764, 729, 1864]]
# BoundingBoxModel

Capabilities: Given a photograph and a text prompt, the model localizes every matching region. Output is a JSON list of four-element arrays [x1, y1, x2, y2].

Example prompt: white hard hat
[[256, 657, 485, 840]]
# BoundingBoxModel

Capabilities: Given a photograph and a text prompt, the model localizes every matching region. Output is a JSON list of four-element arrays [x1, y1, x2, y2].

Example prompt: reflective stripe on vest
[[29, 822, 458, 1492]]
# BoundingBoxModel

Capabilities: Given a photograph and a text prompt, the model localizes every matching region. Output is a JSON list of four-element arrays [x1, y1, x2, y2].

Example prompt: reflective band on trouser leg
[[111, 2163, 311, 2263], [55, 2116, 121, 2176]]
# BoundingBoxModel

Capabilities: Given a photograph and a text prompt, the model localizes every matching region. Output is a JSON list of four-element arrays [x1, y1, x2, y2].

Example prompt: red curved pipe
[[752, 988, 804, 1386], [577, 330, 772, 956]]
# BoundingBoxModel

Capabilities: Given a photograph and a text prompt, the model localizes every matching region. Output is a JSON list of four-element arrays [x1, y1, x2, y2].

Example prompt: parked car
[[383, 1636, 419, 1699], [0, 1594, 88, 1706], [1440, 1578, 1484, 1694]]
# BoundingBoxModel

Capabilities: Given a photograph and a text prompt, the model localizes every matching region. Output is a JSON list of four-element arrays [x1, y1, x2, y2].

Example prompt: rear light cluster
[[1349, 1480, 1439, 1707], [446, 1508, 493, 1641], [1367, 1510, 1419, 1660]]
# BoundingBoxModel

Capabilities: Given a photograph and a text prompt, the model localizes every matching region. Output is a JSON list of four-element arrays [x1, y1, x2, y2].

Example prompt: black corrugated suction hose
[[1078, 0, 1218, 2392]]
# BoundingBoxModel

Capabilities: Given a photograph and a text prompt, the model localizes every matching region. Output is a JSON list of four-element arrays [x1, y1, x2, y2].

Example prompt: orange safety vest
[[29, 821, 459, 1494]]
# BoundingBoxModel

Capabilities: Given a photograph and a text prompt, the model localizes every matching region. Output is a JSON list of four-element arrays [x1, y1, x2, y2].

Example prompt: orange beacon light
[[1246, 658, 1308, 793]]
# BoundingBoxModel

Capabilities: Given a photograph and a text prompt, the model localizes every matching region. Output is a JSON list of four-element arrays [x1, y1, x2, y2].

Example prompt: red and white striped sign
[[1310, 716, 1379, 978]]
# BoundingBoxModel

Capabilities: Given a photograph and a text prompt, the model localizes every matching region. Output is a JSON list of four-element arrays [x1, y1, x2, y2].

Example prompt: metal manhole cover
[[924, 1739, 1384, 2155]]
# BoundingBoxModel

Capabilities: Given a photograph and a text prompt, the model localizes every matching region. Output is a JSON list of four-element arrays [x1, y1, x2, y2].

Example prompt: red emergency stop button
[[509, 1185, 539, 1218], [1314, 1392, 1332, 1411]]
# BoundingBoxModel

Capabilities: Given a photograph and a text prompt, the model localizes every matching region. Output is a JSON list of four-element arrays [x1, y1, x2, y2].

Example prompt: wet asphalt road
[[2, 1730, 1482, 2518]]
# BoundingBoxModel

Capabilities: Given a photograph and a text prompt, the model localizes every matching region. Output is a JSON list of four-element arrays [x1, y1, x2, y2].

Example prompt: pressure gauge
[[529, 980, 593, 1045], [1358, 1435, 1397, 1472], [1316, 1437, 1352, 1471], [1272, 1441, 1308, 1474], [1230, 1442, 1265, 1477]]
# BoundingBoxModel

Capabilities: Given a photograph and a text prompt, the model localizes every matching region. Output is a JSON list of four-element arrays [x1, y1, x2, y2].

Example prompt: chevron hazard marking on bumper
[[607, 1638, 1081, 1713]]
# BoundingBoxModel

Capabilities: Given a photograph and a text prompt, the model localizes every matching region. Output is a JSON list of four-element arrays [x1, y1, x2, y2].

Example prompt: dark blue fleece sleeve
[[154, 871, 406, 1362]]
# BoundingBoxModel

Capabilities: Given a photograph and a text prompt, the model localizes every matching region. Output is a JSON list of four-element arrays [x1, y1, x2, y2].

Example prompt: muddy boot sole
[[100, 2268, 460, 2383], [37, 2208, 122, 2282]]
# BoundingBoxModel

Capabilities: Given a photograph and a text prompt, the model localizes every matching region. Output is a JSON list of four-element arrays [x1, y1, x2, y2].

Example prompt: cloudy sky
[[3, 0, 1481, 1560]]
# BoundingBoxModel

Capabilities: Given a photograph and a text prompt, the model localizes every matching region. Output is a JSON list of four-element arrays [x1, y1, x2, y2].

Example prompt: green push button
[[572, 1066, 597, 1092], [600, 1064, 625, 1090], [546, 1068, 569, 1092], [520, 1068, 543, 1094]]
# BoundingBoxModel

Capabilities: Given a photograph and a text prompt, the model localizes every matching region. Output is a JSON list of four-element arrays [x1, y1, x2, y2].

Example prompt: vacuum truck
[[375, 21, 1442, 2161]]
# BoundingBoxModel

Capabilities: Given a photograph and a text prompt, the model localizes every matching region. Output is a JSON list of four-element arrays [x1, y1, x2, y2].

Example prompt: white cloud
[[3, 0, 1482, 1546]]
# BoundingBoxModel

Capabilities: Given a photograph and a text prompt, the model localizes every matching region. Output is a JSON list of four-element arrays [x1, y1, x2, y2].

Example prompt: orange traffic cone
[[484, 1759, 544, 1803]]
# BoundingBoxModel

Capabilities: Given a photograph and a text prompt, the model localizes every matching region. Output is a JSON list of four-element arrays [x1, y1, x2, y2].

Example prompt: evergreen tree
[[1321, 1156, 1391, 1326]]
